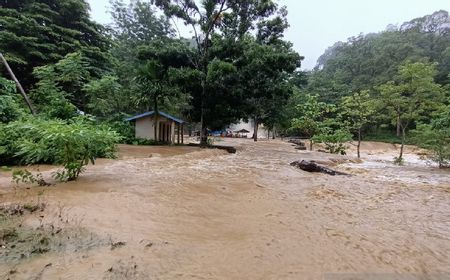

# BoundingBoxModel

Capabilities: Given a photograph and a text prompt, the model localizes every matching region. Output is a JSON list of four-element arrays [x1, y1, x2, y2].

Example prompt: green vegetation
[[0, 1, 449, 169], [1, 118, 120, 181], [412, 103, 450, 167], [340, 90, 376, 158], [286, 11, 449, 164]]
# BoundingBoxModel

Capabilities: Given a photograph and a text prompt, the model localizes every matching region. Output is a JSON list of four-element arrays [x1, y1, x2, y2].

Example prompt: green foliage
[[235, 37, 301, 138], [108, 0, 179, 117], [339, 90, 376, 157], [0, 118, 120, 181], [0, 0, 111, 90], [393, 156, 405, 165], [12, 169, 37, 185], [340, 90, 375, 133], [364, 130, 403, 144], [130, 138, 165, 146], [153, 0, 292, 144], [104, 119, 135, 143], [12, 169, 48, 186], [84, 75, 123, 118], [30, 52, 91, 118], [0, 77, 25, 123], [412, 104, 450, 168], [316, 11, 450, 92], [291, 94, 334, 148], [378, 61, 444, 160], [313, 129, 352, 155]]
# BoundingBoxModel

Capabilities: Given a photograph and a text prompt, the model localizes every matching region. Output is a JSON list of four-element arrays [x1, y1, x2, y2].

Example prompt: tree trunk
[[253, 116, 258, 142], [396, 115, 401, 137], [200, 73, 208, 146], [272, 127, 276, 139], [357, 128, 361, 158], [399, 127, 406, 161], [290, 160, 349, 176], [309, 138, 313, 151], [267, 129, 270, 140], [0, 52, 36, 115]]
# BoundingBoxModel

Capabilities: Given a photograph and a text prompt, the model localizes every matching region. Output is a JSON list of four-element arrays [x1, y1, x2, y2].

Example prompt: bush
[[312, 129, 352, 155], [0, 77, 26, 123], [412, 123, 450, 168], [0, 118, 121, 181], [105, 119, 135, 143]]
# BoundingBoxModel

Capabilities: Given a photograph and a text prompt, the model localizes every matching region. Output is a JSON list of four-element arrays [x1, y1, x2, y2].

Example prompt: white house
[[126, 111, 185, 144]]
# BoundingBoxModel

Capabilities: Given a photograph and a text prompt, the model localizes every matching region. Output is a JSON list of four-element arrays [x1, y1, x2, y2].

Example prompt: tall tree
[[291, 93, 333, 150], [0, 0, 110, 90], [30, 52, 88, 119], [378, 62, 444, 163], [340, 90, 376, 158], [134, 40, 193, 139], [237, 37, 301, 141], [153, 0, 284, 144], [108, 0, 176, 116]]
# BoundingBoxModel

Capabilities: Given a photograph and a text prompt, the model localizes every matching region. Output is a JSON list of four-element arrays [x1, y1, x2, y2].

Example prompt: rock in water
[[290, 160, 349, 176]]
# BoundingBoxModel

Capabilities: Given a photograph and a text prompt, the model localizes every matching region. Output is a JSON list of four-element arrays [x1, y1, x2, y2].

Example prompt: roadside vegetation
[[0, 1, 449, 171]]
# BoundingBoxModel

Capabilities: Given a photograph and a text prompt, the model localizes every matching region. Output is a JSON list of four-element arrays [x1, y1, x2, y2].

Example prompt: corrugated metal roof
[[125, 111, 185, 123]]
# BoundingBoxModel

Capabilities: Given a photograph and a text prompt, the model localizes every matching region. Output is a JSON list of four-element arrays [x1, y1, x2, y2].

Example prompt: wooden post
[[181, 123, 184, 144], [0, 52, 36, 115], [177, 123, 180, 144]]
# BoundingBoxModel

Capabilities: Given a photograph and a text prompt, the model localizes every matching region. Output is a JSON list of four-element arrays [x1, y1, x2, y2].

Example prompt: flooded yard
[[1, 139, 450, 279]]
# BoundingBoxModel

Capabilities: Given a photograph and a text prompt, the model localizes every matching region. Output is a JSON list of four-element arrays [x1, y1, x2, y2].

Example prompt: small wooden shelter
[[126, 111, 184, 144]]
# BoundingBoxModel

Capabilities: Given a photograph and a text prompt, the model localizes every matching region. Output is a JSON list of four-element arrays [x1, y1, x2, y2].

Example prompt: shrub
[[0, 118, 120, 181], [412, 123, 450, 168], [312, 129, 352, 155], [0, 77, 26, 123]]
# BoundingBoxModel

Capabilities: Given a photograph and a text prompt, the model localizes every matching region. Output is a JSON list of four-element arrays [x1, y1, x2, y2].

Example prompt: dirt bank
[[1, 140, 449, 279]]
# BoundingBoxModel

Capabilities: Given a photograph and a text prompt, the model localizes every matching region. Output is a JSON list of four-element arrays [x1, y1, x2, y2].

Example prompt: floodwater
[[1, 139, 450, 279]]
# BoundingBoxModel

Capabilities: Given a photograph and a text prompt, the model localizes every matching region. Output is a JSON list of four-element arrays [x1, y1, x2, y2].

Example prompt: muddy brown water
[[1, 140, 450, 279]]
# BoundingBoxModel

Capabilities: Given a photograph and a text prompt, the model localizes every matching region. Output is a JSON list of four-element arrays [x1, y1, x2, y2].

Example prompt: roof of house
[[125, 111, 185, 124]]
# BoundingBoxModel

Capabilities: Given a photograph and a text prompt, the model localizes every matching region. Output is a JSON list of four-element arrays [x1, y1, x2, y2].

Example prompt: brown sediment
[[0, 140, 449, 279]]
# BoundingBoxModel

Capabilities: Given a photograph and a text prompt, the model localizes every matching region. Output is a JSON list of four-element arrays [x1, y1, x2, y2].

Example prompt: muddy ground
[[0, 139, 450, 280]]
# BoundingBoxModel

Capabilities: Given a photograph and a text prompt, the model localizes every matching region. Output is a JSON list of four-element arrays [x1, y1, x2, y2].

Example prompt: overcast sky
[[87, 0, 450, 70]]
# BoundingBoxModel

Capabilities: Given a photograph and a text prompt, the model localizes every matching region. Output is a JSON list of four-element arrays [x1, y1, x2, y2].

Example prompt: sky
[[87, 0, 450, 70]]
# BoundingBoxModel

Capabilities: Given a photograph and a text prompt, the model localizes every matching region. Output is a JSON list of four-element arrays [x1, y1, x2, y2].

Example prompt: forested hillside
[[285, 10, 450, 164]]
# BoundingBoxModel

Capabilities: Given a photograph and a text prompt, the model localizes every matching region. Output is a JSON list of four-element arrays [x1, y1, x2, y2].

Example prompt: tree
[[108, 0, 174, 114], [312, 128, 352, 155], [134, 40, 193, 140], [0, 0, 110, 90], [340, 90, 376, 158], [153, 0, 284, 145], [237, 37, 301, 141], [413, 123, 450, 168], [313, 10, 450, 104], [0, 77, 26, 123], [291, 93, 333, 150], [378, 62, 444, 163], [83, 75, 123, 118], [412, 100, 450, 168], [30, 52, 90, 119]]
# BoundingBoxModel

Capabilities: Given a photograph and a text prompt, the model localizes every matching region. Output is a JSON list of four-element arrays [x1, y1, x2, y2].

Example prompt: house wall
[[135, 116, 156, 140], [135, 115, 177, 142]]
